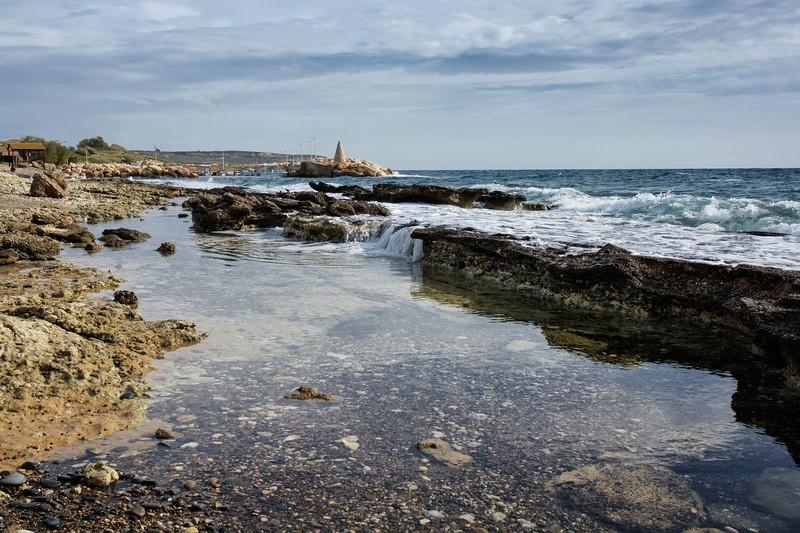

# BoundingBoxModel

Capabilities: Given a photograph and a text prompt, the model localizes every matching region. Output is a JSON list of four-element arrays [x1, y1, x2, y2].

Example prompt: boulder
[[156, 242, 177, 255], [114, 290, 139, 306], [29, 173, 68, 198], [284, 216, 381, 242], [550, 463, 703, 532]]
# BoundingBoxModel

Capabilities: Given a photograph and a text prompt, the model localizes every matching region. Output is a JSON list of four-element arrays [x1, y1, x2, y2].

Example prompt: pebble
[[0, 473, 28, 486], [130, 504, 146, 518], [44, 516, 61, 529], [426, 510, 444, 518], [183, 480, 197, 490], [493, 511, 508, 522]]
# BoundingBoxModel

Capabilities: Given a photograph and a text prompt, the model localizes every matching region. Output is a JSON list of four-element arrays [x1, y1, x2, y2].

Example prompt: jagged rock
[[155, 427, 174, 439], [478, 191, 528, 210], [1, 232, 61, 260], [411, 228, 800, 377], [114, 290, 139, 306], [36, 223, 96, 244], [416, 438, 473, 466], [29, 173, 68, 198], [82, 462, 119, 488], [368, 184, 487, 207], [101, 227, 151, 243], [284, 216, 380, 242], [156, 242, 177, 255], [522, 201, 555, 211], [309, 181, 370, 195], [185, 187, 389, 233], [550, 463, 703, 533]]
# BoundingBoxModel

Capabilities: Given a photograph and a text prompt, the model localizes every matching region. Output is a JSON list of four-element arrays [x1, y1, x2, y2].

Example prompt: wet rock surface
[[0, 171, 205, 465], [184, 186, 390, 232], [412, 227, 800, 378], [309, 181, 556, 210]]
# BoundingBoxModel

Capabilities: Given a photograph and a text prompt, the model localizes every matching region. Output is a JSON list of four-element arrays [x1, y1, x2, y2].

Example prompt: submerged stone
[[749, 467, 800, 520], [549, 463, 703, 533], [416, 438, 473, 466]]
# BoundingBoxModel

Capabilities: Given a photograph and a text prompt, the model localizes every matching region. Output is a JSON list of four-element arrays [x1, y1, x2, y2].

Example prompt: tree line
[[9, 135, 125, 165]]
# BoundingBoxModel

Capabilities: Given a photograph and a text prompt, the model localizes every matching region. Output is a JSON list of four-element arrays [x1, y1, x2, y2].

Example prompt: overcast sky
[[2, 1, 799, 169]]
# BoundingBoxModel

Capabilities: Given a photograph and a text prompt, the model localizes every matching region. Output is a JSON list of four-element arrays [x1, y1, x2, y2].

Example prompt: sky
[[2, 1, 799, 169]]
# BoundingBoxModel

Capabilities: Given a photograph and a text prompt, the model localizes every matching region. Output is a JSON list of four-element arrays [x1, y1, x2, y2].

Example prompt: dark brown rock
[[366, 183, 488, 208], [114, 290, 139, 306], [154, 427, 174, 439], [186, 187, 389, 233], [478, 191, 528, 210], [411, 227, 800, 375], [101, 227, 151, 243], [156, 242, 177, 255], [29, 173, 68, 198]]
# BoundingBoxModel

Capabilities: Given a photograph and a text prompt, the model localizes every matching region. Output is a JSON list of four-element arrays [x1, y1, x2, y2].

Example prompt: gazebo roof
[[7, 142, 46, 151]]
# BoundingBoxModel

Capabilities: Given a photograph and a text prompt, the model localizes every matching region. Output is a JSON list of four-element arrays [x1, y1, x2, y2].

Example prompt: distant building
[[3, 142, 46, 167]]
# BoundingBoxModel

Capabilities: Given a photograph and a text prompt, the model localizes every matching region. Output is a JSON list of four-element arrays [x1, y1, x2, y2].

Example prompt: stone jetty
[[286, 141, 392, 178]]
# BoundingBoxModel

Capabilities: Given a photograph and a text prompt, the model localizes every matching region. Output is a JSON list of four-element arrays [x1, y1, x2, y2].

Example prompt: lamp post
[[297, 143, 303, 162], [311, 137, 317, 160], [307, 139, 313, 161]]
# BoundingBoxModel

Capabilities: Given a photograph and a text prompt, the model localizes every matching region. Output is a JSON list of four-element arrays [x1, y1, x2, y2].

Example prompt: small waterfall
[[343, 220, 384, 243], [375, 224, 424, 262]]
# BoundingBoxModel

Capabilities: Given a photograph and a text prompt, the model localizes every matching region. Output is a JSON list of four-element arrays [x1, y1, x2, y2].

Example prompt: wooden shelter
[[3, 142, 46, 167]]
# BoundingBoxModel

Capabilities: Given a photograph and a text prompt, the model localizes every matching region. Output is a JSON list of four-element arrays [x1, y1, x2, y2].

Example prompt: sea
[[57, 168, 800, 531]]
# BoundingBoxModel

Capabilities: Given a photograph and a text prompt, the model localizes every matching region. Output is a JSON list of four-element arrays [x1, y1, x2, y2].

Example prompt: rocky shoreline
[[0, 170, 205, 466], [3, 171, 800, 532]]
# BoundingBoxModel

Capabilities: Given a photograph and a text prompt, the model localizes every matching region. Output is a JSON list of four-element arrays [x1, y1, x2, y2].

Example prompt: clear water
[[57, 196, 800, 531]]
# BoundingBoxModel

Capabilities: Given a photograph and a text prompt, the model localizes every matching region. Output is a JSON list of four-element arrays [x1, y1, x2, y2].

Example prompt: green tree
[[76, 136, 110, 152]]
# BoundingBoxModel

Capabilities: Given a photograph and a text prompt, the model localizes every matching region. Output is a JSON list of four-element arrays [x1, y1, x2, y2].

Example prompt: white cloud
[[1, 0, 799, 167]]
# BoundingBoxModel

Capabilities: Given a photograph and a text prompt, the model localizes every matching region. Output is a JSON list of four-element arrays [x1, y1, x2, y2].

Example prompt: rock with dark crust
[[185, 187, 389, 232], [411, 227, 800, 378]]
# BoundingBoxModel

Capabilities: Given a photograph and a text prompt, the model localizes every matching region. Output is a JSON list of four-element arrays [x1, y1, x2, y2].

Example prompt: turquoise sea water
[[52, 168, 800, 531]]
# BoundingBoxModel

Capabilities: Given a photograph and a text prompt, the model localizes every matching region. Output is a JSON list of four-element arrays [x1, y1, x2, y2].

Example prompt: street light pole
[[297, 143, 303, 162], [311, 137, 317, 160]]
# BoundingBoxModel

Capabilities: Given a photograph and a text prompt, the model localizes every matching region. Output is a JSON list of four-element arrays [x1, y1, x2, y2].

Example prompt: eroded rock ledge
[[183, 186, 390, 232], [411, 227, 800, 377]]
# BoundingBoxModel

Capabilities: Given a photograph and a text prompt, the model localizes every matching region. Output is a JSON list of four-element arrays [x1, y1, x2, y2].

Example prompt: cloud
[[1, 0, 799, 167]]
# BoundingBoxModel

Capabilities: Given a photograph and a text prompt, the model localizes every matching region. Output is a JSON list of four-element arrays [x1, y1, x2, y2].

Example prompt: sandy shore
[[0, 169, 205, 467]]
